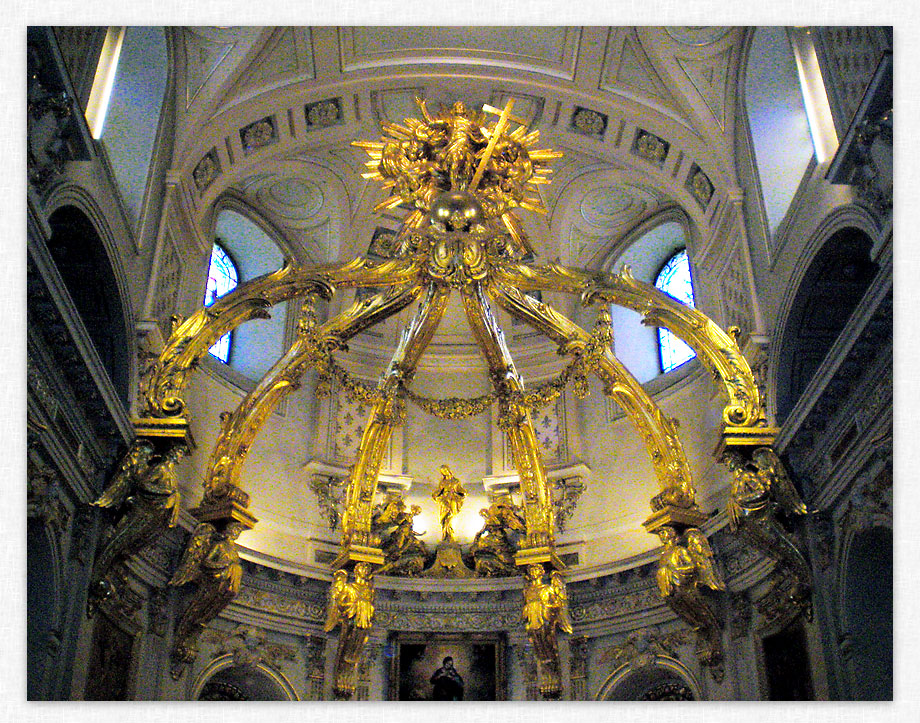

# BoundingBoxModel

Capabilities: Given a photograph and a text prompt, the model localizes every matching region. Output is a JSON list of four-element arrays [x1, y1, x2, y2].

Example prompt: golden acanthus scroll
[[88, 97, 810, 697]]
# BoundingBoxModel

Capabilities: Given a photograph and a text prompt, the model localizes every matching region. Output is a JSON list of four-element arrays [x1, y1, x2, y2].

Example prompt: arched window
[[204, 242, 238, 363], [606, 219, 695, 384], [654, 249, 697, 373]]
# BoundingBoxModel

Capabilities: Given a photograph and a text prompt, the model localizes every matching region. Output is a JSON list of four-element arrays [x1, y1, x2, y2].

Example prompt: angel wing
[[324, 598, 341, 633], [323, 596, 342, 633], [657, 563, 675, 597], [550, 571, 574, 634], [169, 523, 215, 587], [94, 440, 153, 508], [685, 529, 725, 591], [324, 574, 350, 632], [752, 447, 807, 516]]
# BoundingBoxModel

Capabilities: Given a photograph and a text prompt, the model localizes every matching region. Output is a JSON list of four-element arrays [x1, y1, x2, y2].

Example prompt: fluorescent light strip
[[789, 28, 839, 164], [85, 26, 126, 140]]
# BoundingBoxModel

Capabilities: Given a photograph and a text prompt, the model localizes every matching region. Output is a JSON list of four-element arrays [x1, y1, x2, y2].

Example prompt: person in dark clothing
[[430, 656, 464, 700]]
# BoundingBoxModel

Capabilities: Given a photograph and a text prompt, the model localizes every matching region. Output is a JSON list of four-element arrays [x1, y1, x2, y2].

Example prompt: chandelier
[[87, 98, 811, 699]]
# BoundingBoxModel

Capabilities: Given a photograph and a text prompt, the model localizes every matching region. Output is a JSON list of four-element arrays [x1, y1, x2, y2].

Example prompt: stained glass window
[[655, 249, 697, 373], [204, 242, 238, 363]]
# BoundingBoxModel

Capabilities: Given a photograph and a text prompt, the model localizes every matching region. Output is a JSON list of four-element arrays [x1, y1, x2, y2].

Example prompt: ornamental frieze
[[570, 586, 664, 623], [374, 607, 521, 632], [233, 585, 326, 623]]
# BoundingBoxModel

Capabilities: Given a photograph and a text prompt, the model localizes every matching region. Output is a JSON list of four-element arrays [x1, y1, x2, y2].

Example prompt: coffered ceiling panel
[[182, 27, 256, 108], [232, 27, 315, 92], [339, 26, 581, 79], [600, 28, 690, 126]]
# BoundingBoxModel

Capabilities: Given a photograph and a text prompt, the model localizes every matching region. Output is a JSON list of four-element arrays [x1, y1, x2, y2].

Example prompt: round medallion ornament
[[428, 190, 486, 233]]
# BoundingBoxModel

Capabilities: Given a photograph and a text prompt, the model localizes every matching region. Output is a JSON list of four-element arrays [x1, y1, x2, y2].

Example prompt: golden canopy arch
[[92, 98, 807, 699]]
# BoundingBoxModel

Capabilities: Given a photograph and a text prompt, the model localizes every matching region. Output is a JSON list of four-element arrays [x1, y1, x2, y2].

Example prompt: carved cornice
[[28, 209, 134, 460]]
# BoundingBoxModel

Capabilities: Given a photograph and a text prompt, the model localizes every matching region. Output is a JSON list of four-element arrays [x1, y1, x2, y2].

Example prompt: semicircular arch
[[192, 653, 300, 701], [595, 654, 702, 701]]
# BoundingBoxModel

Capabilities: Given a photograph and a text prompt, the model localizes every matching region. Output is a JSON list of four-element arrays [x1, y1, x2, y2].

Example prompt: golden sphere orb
[[428, 190, 485, 232]]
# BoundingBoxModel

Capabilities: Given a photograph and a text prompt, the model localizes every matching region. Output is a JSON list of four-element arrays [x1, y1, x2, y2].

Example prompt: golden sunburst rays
[[352, 97, 562, 247]]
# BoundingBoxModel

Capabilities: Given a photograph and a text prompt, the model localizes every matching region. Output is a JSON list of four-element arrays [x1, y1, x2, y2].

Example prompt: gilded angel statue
[[725, 447, 807, 530], [90, 440, 187, 607], [751, 447, 807, 516], [656, 525, 724, 597], [684, 528, 726, 591], [169, 521, 245, 677], [325, 562, 376, 698], [325, 562, 375, 632], [723, 447, 811, 608], [655, 526, 723, 667], [522, 564, 572, 699], [522, 565, 573, 635]]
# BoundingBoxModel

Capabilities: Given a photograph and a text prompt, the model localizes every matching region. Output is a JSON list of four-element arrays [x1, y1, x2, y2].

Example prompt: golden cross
[[468, 98, 522, 193]]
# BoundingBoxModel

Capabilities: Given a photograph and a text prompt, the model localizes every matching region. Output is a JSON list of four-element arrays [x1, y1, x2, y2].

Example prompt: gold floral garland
[[306, 304, 610, 419], [311, 351, 590, 419]]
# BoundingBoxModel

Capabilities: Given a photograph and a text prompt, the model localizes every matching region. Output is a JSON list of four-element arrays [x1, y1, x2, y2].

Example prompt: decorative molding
[[193, 148, 221, 193], [232, 27, 315, 92], [183, 28, 237, 108], [600, 29, 687, 125], [675, 44, 733, 131], [239, 115, 278, 154], [570, 106, 608, 139]]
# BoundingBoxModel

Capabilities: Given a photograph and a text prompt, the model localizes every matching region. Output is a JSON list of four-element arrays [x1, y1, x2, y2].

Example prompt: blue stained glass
[[655, 249, 697, 373], [204, 243, 238, 363]]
